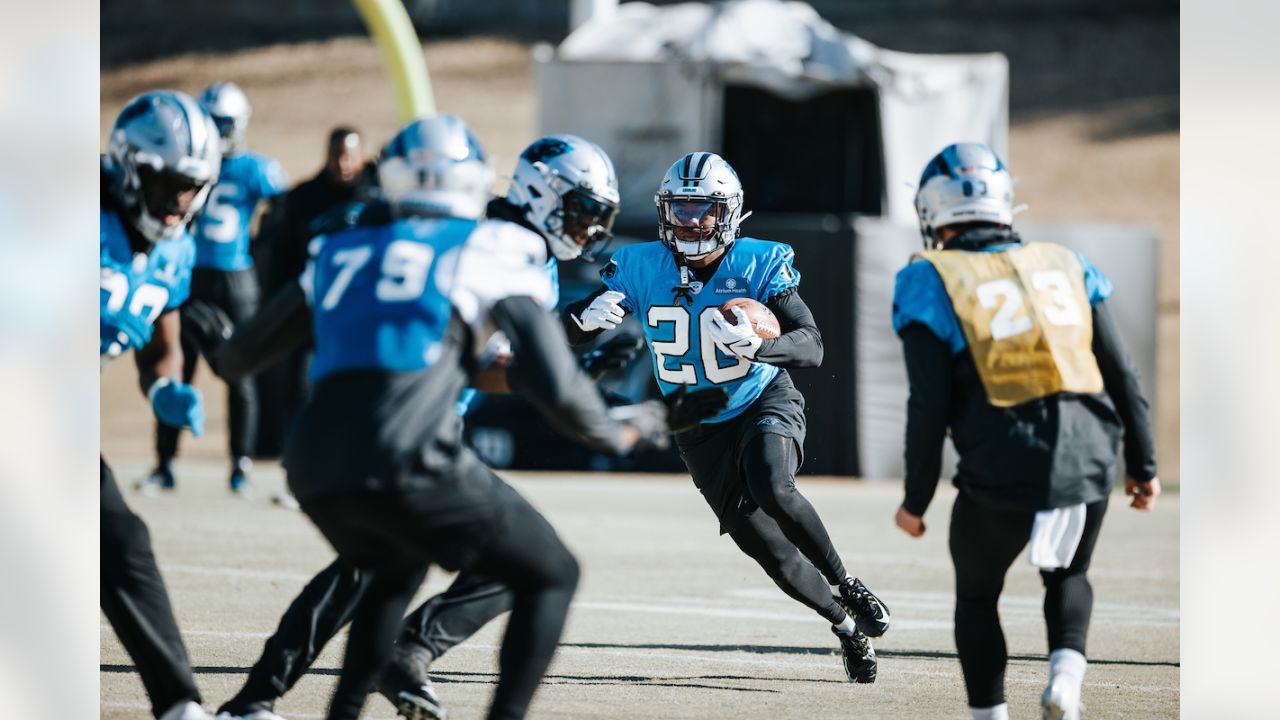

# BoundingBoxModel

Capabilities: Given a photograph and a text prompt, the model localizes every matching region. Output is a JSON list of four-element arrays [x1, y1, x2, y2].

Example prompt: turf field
[[100, 460, 1178, 719]]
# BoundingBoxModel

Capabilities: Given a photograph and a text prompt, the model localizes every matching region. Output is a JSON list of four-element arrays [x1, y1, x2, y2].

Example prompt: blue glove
[[100, 311, 153, 357], [149, 379, 205, 436]]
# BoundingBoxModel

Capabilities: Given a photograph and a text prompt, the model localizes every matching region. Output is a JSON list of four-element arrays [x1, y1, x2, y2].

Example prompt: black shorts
[[675, 371, 806, 534]]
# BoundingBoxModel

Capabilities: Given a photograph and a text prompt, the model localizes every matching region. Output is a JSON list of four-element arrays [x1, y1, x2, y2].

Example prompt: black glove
[[181, 300, 234, 375], [665, 386, 729, 433], [580, 336, 644, 380]]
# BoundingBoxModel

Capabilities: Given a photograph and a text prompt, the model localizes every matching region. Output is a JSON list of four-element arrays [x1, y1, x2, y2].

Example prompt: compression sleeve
[[1091, 300, 1158, 481], [900, 323, 953, 516], [217, 281, 313, 382], [493, 295, 631, 455], [755, 289, 823, 368]]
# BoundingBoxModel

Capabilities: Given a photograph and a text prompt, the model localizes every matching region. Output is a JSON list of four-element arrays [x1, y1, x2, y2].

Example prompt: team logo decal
[[689, 281, 704, 294], [757, 416, 780, 426]]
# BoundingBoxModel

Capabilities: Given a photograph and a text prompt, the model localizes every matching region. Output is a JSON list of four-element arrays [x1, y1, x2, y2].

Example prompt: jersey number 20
[[647, 306, 750, 385]]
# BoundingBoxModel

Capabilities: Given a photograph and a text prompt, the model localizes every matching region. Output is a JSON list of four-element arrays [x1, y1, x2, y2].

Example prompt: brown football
[[719, 297, 781, 339]]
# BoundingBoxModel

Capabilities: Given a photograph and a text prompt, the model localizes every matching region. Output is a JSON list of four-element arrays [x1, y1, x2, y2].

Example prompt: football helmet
[[377, 114, 494, 220], [506, 135, 620, 261], [914, 142, 1015, 249], [655, 152, 746, 260], [199, 81, 251, 157], [104, 90, 222, 244]]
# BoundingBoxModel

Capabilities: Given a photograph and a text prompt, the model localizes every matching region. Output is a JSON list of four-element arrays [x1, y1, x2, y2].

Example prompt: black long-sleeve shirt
[[900, 299, 1158, 516]]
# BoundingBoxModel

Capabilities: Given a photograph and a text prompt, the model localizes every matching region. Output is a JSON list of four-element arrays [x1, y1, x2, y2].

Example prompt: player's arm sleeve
[[1091, 300, 1158, 481], [1077, 251, 1114, 306], [899, 323, 953, 516], [216, 281, 313, 382], [756, 288, 823, 367], [493, 295, 631, 455], [134, 309, 183, 397]]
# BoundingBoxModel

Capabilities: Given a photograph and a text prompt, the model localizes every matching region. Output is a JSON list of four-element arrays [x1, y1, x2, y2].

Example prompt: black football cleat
[[836, 577, 891, 638], [832, 626, 877, 683], [378, 646, 448, 720]]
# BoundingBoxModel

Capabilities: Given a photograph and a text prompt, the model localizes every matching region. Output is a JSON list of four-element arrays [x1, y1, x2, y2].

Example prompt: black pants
[[949, 490, 1108, 708], [222, 564, 511, 713], [156, 267, 260, 464], [101, 459, 201, 717], [677, 374, 848, 626], [299, 476, 578, 720]]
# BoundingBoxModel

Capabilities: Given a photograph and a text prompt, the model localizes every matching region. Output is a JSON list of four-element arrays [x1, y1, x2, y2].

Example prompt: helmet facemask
[[657, 195, 741, 260], [540, 177, 619, 261]]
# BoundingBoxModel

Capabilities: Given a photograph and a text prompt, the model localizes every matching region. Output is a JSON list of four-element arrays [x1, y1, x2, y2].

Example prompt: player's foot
[[159, 700, 214, 720], [230, 456, 252, 495], [831, 625, 877, 683], [378, 645, 447, 719], [272, 490, 301, 511], [214, 700, 285, 720], [1041, 683, 1081, 720], [836, 577, 891, 638], [215, 709, 286, 720], [1042, 647, 1086, 720], [137, 463, 176, 494]]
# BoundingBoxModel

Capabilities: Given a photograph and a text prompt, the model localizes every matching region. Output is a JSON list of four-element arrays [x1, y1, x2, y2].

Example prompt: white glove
[[708, 306, 763, 360], [572, 290, 627, 332]]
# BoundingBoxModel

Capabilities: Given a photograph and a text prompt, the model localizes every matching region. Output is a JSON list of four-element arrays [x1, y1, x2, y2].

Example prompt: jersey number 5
[[647, 306, 750, 385], [976, 269, 1084, 341]]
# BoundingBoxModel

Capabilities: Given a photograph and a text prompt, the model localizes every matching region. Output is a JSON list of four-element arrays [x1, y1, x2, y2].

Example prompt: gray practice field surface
[[100, 460, 1178, 719]]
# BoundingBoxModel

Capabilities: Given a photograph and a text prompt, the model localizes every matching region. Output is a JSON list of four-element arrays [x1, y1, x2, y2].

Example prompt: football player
[[140, 81, 288, 495], [891, 143, 1160, 720], [214, 133, 636, 720], [212, 117, 725, 720], [101, 91, 222, 720], [562, 152, 891, 683]]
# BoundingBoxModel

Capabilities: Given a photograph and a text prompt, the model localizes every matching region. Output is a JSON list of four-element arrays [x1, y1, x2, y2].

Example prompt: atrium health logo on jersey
[[714, 277, 749, 295]]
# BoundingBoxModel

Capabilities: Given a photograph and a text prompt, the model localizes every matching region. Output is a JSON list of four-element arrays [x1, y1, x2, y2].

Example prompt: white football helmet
[[914, 142, 1015, 249], [506, 135, 620, 261], [655, 152, 746, 260], [199, 81, 251, 157], [104, 90, 222, 244], [377, 114, 494, 220]]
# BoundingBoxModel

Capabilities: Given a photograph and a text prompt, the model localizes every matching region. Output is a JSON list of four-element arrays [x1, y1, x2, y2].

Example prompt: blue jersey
[[601, 238, 800, 423], [191, 151, 287, 271], [302, 217, 554, 383], [892, 242, 1113, 355], [99, 207, 195, 361]]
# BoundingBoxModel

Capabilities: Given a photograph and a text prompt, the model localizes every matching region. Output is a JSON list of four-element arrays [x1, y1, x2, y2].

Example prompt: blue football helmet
[[506, 134, 620, 261], [199, 81, 251, 157], [377, 114, 494, 220], [914, 142, 1015, 249], [105, 90, 222, 244], [655, 152, 747, 260]]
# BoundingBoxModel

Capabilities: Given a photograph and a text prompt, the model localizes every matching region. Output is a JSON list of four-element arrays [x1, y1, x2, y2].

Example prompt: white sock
[[833, 615, 856, 636], [970, 703, 1008, 720], [1049, 647, 1088, 684], [831, 574, 854, 595]]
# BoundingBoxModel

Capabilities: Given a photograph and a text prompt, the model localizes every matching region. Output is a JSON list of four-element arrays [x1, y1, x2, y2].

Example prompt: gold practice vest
[[918, 243, 1103, 407]]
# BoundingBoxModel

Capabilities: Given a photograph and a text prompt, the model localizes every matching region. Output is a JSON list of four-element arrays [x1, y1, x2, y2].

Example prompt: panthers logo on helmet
[[521, 137, 572, 164]]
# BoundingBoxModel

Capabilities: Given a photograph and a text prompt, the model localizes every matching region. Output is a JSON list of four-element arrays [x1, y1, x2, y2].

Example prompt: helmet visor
[[664, 200, 723, 241], [562, 188, 619, 258]]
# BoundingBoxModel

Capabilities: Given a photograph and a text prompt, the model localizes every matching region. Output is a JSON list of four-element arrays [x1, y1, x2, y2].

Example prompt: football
[[720, 297, 781, 339]]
